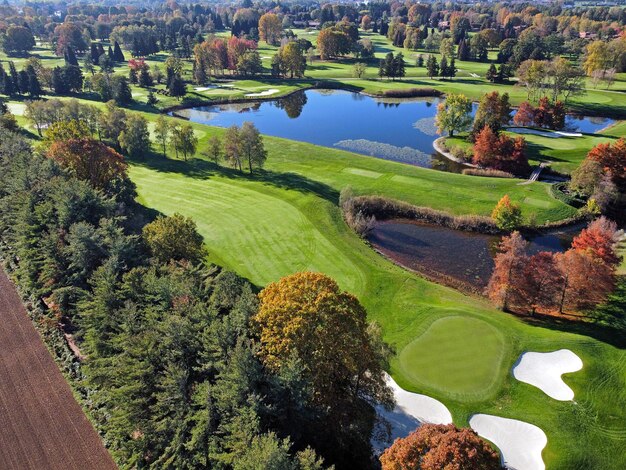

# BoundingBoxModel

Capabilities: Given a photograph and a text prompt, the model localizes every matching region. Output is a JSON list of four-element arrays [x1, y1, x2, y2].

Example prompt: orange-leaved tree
[[491, 194, 523, 230], [485, 231, 528, 311], [254, 272, 393, 410], [571, 216, 622, 267], [587, 138, 626, 192], [380, 424, 501, 470], [47, 138, 127, 190]]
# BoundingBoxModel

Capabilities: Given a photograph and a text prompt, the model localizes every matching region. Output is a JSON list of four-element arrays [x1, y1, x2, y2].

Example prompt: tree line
[[486, 217, 622, 315]]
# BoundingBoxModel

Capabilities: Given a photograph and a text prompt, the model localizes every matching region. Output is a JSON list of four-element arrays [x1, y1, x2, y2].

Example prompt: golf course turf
[[398, 316, 506, 401], [128, 129, 626, 468]]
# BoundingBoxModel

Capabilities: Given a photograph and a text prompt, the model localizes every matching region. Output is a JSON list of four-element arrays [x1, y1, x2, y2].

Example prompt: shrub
[[451, 146, 471, 162], [345, 195, 499, 234], [462, 168, 514, 178], [383, 88, 443, 98], [550, 182, 586, 208]]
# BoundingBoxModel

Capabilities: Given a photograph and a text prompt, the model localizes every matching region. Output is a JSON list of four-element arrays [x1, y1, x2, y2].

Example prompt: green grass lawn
[[398, 316, 506, 401]]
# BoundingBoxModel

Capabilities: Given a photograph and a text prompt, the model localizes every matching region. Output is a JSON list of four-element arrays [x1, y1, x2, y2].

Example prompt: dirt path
[[0, 269, 117, 470]]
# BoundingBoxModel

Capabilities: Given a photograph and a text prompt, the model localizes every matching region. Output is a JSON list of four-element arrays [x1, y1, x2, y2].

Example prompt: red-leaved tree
[[485, 231, 528, 311], [571, 216, 622, 267], [380, 424, 501, 470], [513, 101, 535, 127], [519, 251, 563, 314], [47, 138, 128, 189], [587, 138, 626, 192], [473, 127, 530, 175]]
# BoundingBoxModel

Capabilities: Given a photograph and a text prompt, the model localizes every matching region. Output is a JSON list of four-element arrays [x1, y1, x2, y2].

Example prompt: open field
[[0, 269, 116, 470]]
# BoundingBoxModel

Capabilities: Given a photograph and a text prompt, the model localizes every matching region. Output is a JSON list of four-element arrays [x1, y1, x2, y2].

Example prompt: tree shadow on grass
[[131, 154, 339, 204], [519, 278, 626, 348]]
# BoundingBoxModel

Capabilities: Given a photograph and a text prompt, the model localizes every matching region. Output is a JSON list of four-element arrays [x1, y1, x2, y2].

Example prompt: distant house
[[579, 31, 598, 39], [438, 20, 450, 30]]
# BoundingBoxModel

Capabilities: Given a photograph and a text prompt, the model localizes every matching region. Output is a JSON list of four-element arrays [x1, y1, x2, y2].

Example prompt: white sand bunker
[[506, 127, 583, 138], [373, 374, 452, 451], [245, 88, 280, 97], [513, 349, 583, 401], [470, 414, 547, 470], [194, 86, 216, 92]]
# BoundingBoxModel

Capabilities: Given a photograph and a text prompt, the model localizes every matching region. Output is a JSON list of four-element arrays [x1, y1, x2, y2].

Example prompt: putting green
[[398, 316, 507, 401]]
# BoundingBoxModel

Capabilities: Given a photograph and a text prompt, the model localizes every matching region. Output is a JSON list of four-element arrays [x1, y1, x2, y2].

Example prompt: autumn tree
[[274, 42, 307, 78], [53, 23, 88, 56], [254, 272, 393, 412], [571, 217, 622, 267], [47, 138, 128, 190], [472, 91, 512, 135], [205, 135, 222, 164], [587, 138, 626, 192], [259, 13, 282, 45], [519, 251, 562, 314], [485, 231, 528, 310], [473, 126, 529, 174], [513, 101, 536, 127], [435, 93, 472, 137], [2, 26, 36, 56], [491, 194, 523, 230], [380, 424, 501, 470], [555, 249, 615, 313], [142, 213, 207, 264], [224, 125, 243, 171]]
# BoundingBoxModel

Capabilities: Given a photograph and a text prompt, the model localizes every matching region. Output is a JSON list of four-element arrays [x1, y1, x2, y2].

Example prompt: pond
[[367, 219, 582, 290], [178, 89, 614, 171]]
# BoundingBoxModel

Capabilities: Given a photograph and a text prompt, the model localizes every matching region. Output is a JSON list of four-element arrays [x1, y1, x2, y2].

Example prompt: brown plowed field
[[0, 269, 117, 470]]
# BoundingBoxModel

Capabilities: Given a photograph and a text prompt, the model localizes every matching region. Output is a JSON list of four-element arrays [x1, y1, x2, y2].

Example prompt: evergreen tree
[[64, 46, 79, 66], [8, 62, 19, 91], [147, 90, 158, 106], [393, 52, 406, 80], [90, 42, 101, 63], [83, 54, 95, 75], [27, 66, 41, 97], [486, 63, 498, 82], [440, 56, 449, 80], [457, 38, 470, 61], [168, 75, 186, 100], [498, 64, 509, 83], [426, 54, 439, 79], [449, 57, 457, 78], [18, 70, 30, 94], [52, 66, 68, 94], [113, 76, 133, 105], [113, 41, 125, 62], [108, 46, 114, 61], [138, 68, 153, 87]]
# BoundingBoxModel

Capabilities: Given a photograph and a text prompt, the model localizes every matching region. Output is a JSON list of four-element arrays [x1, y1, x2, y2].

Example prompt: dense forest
[[0, 127, 387, 469]]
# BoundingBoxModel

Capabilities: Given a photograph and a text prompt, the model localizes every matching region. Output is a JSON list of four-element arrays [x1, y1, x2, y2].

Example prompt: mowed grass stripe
[[131, 166, 366, 292]]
